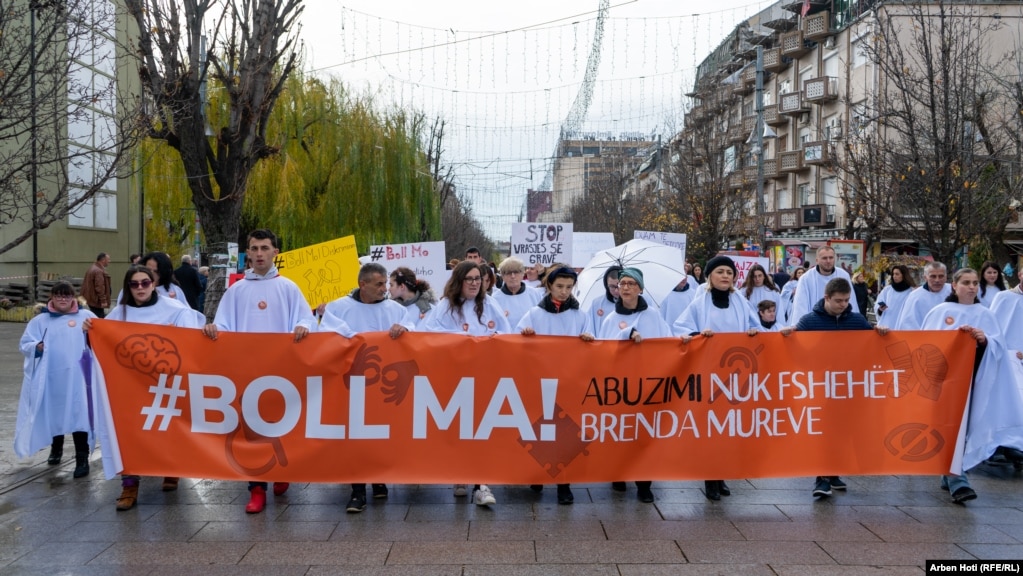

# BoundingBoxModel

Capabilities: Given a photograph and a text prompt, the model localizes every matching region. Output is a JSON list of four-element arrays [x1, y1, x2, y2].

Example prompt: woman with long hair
[[692, 263, 705, 284], [742, 264, 780, 313], [874, 265, 916, 328], [389, 266, 436, 328], [978, 260, 1006, 308], [777, 267, 805, 325], [114, 252, 190, 307], [84, 266, 204, 511], [15, 281, 95, 478]]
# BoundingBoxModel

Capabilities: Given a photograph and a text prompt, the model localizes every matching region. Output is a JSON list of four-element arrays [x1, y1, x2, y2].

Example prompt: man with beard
[[790, 245, 858, 323]]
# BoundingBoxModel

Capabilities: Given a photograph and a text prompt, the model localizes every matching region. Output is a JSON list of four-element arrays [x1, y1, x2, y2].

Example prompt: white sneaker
[[453, 484, 468, 497], [474, 485, 496, 506]]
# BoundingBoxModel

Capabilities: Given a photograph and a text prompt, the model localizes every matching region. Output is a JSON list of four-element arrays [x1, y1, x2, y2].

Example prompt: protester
[[422, 260, 510, 506], [493, 257, 542, 330], [874, 265, 916, 328], [597, 267, 671, 504], [791, 246, 858, 322], [517, 266, 594, 505], [896, 262, 951, 330], [772, 267, 791, 290], [174, 255, 204, 311], [15, 282, 95, 479], [777, 267, 805, 326], [129, 253, 141, 265], [389, 266, 436, 328], [85, 266, 204, 510], [588, 266, 622, 333], [920, 268, 1023, 503], [524, 262, 544, 289], [757, 300, 782, 332], [792, 277, 888, 498], [852, 272, 870, 317], [978, 260, 1005, 308], [81, 252, 111, 317], [479, 263, 497, 296], [743, 263, 780, 314], [674, 255, 759, 501], [659, 273, 699, 326], [202, 229, 316, 514], [197, 266, 209, 312], [692, 263, 705, 284], [130, 252, 190, 307], [991, 267, 1023, 356], [464, 247, 483, 264], [320, 263, 415, 513]]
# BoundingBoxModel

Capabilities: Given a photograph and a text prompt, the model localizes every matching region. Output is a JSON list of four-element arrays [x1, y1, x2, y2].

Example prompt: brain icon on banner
[[366, 241, 447, 282], [511, 223, 573, 266], [276, 236, 361, 307]]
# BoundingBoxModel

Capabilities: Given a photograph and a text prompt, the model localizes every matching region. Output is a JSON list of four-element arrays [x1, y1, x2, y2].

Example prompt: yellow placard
[[275, 236, 361, 307]]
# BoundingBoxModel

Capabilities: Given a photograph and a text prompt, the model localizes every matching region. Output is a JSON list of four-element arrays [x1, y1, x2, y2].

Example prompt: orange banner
[[89, 321, 974, 483]]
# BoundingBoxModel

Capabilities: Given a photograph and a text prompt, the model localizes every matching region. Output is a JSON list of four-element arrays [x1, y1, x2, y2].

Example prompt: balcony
[[764, 104, 788, 127], [743, 115, 757, 134], [779, 150, 807, 173], [732, 77, 754, 96], [763, 47, 790, 73], [804, 11, 832, 41], [777, 208, 801, 229], [781, 30, 811, 58], [743, 165, 760, 184], [727, 125, 746, 143], [728, 173, 748, 188], [804, 76, 839, 103], [762, 158, 780, 179], [741, 66, 757, 86], [803, 141, 831, 166], [778, 91, 809, 116]]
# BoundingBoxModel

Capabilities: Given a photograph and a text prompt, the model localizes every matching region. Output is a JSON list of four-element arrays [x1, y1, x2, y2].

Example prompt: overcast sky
[[296, 0, 769, 241]]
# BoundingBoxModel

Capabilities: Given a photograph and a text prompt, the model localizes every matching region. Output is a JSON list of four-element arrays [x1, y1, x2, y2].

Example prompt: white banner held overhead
[[633, 230, 687, 261], [510, 223, 573, 266], [366, 241, 447, 282], [573, 232, 616, 268]]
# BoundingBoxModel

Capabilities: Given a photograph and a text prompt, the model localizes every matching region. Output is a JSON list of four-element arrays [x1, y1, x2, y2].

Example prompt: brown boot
[[116, 485, 139, 511], [161, 477, 179, 492]]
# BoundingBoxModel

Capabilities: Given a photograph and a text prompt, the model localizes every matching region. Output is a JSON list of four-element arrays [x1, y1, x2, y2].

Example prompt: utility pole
[[754, 45, 767, 256]]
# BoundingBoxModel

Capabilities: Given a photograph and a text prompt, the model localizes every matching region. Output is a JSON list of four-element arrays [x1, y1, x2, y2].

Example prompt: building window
[[852, 38, 868, 68], [799, 184, 816, 206], [777, 189, 791, 210]]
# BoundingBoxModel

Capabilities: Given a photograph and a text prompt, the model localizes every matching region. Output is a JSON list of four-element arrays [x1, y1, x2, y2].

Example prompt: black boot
[[73, 451, 90, 478], [705, 480, 721, 501], [47, 436, 64, 465]]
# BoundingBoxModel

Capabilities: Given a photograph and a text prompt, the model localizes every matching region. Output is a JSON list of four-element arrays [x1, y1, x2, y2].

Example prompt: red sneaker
[[272, 482, 290, 496], [245, 486, 267, 513]]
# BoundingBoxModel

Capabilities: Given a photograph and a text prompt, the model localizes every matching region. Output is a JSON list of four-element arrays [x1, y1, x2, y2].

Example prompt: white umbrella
[[574, 239, 687, 309]]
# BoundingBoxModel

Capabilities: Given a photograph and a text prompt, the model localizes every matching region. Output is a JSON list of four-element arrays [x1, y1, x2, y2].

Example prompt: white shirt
[[895, 284, 952, 330], [492, 284, 543, 331], [320, 292, 416, 337], [423, 296, 511, 335], [791, 266, 857, 323], [673, 287, 760, 336], [213, 267, 316, 334]]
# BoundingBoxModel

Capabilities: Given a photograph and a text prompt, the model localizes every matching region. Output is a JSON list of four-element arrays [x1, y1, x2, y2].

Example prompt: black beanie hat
[[705, 255, 737, 277]]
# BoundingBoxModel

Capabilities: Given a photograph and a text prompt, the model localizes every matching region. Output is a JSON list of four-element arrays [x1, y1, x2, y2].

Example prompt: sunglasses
[[129, 279, 153, 289]]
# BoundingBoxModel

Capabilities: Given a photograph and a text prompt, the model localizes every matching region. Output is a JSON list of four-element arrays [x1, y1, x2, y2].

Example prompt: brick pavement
[[1, 320, 1021, 575]]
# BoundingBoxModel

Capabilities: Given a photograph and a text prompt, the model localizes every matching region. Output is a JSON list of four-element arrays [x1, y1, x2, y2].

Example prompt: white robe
[[874, 284, 914, 328], [320, 294, 416, 337], [791, 266, 857, 324], [921, 303, 1023, 472], [15, 308, 97, 458], [422, 296, 511, 335], [492, 285, 543, 331], [895, 284, 952, 330], [106, 296, 205, 328], [517, 303, 593, 337], [979, 285, 1001, 308], [990, 288, 1023, 355], [777, 280, 798, 325], [744, 285, 781, 315], [673, 287, 760, 336], [116, 284, 190, 308], [597, 304, 672, 340], [588, 296, 617, 333], [213, 267, 316, 333], [659, 277, 699, 326]]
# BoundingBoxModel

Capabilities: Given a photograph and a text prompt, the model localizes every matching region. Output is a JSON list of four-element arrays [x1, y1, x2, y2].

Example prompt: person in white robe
[[756, 299, 783, 332], [895, 262, 952, 330], [389, 266, 436, 328], [742, 264, 781, 315], [659, 275, 699, 326], [588, 266, 621, 333], [920, 267, 1023, 503], [674, 255, 760, 501], [777, 267, 805, 325], [492, 257, 542, 330], [421, 261, 510, 505], [791, 246, 858, 323], [990, 267, 1023, 356], [136, 252, 192, 307], [16, 282, 96, 480], [86, 266, 204, 511], [978, 261, 1005, 308], [595, 267, 669, 504], [202, 229, 316, 514], [320, 263, 415, 513], [517, 267, 593, 506], [874, 265, 916, 328]]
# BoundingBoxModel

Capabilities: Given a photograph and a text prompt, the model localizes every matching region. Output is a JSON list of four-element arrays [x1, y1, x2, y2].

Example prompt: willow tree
[[142, 72, 442, 257]]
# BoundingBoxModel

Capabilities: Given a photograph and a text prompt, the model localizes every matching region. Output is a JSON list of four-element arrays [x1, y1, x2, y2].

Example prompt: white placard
[[724, 255, 770, 288], [633, 230, 687, 261], [366, 241, 447, 282], [510, 223, 574, 266], [572, 232, 616, 268]]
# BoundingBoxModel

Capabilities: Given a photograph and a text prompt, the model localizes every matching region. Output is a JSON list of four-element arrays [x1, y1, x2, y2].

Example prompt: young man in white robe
[[895, 262, 952, 330], [203, 229, 316, 514], [790, 246, 858, 324], [659, 274, 699, 326], [320, 262, 416, 513]]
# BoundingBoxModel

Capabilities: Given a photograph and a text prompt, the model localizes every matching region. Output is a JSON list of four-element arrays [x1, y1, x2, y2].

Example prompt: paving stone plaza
[[1, 321, 1021, 575]]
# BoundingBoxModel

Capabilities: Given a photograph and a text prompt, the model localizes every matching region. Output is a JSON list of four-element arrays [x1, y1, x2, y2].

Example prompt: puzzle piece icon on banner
[[518, 404, 591, 479]]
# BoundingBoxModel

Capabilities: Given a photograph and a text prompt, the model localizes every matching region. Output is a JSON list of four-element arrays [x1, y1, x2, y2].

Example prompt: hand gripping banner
[[88, 321, 974, 483]]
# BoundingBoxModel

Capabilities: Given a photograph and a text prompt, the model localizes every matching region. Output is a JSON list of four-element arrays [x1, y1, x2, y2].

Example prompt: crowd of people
[[15, 232, 1023, 515]]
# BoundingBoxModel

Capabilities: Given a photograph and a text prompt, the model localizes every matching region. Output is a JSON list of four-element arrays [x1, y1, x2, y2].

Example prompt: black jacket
[[174, 264, 204, 311], [795, 298, 873, 331]]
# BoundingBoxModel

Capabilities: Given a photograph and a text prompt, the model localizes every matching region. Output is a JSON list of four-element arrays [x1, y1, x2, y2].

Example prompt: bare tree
[[125, 0, 303, 315], [834, 1, 1021, 265], [567, 152, 650, 245], [0, 0, 139, 255]]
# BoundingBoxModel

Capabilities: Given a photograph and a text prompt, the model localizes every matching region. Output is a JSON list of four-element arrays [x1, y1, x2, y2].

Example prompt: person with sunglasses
[[15, 281, 96, 479], [84, 266, 204, 511], [422, 260, 511, 505]]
